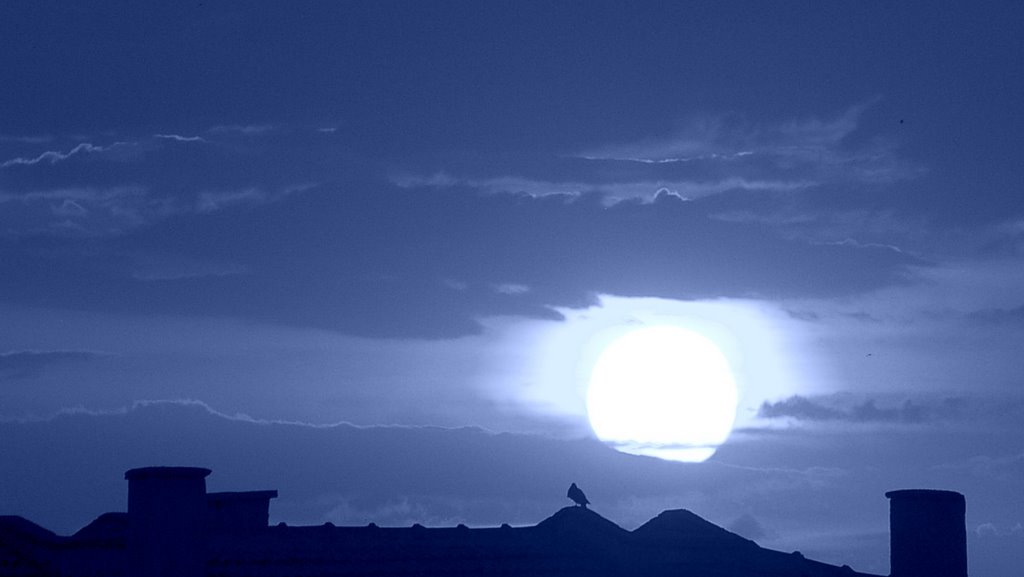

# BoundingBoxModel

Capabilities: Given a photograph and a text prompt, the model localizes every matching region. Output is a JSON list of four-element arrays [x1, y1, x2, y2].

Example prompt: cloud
[[196, 188, 268, 213], [574, 103, 922, 187], [0, 181, 924, 338], [0, 181, 315, 236], [390, 104, 921, 222], [0, 185, 179, 236], [153, 133, 207, 143], [53, 398, 329, 427], [392, 173, 816, 204], [969, 521, 1024, 577], [577, 150, 757, 165], [728, 513, 772, 541], [708, 207, 932, 261], [391, 173, 582, 199], [196, 183, 315, 213], [441, 278, 469, 291], [756, 394, 974, 425], [579, 104, 870, 162], [974, 522, 1024, 539], [966, 305, 1024, 325], [2, 142, 133, 168], [493, 283, 530, 295], [758, 396, 846, 421], [0, 350, 104, 381], [783, 309, 820, 322]]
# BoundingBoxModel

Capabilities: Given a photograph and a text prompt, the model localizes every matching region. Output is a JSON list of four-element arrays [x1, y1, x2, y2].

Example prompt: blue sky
[[2, 2, 1023, 575]]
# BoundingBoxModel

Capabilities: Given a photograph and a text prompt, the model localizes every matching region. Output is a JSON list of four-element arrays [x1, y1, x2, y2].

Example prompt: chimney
[[125, 467, 211, 577], [886, 489, 967, 577]]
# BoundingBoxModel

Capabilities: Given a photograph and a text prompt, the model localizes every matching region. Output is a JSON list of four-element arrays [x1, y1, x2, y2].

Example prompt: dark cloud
[[784, 309, 820, 322], [0, 350, 102, 381], [758, 396, 845, 422], [728, 513, 771, 541], [966, 305, 1024, 325], [0, 179, 923, 338], [0, 103, 929, 336], [756, 395, 974, 425]]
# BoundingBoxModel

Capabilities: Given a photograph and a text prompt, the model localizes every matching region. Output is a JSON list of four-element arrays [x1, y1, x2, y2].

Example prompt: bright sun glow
[[586, 325, 738, 462]]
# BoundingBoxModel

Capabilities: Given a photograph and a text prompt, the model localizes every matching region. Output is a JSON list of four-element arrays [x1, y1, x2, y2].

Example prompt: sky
[[1, 2, 1022, 575]]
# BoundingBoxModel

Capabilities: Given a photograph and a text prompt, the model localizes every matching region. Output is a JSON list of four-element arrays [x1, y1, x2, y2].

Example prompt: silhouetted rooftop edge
[[634, 508, 756, 547], [123, 466, 211, 480], [0, 515, 57, 541], [72, 512, 127, 540], [885, 488, 965, 502], [207, 490, 279, 500], [536, 505, 628, 535], [1, 467, 970, 577]]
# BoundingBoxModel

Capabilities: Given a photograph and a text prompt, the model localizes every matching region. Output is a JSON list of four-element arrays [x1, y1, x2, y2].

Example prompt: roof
[[207, 490, 279, 501], [123, 466, 212, 480], [885, 489, 964, 503], [0, 516, 58, 543]]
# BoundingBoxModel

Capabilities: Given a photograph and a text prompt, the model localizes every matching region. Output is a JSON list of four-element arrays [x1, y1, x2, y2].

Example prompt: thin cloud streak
[[0, 185, 173, 236], [0, 181, 317, 236], [196, 183, 317, 213], [578, 104, 869, 162], [574, 103, 922, 187], [2, 142, 131, 167], [754, 393, 1024, 431], [575, 151, 757, 164], [0, 398, 356, 428], [153, 133, 207, 143], [392, 173, 815, 203]]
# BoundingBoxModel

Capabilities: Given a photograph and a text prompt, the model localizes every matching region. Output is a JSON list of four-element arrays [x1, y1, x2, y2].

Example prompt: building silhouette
[[0, 467, 967, 577], [886, 490, 967, 577]]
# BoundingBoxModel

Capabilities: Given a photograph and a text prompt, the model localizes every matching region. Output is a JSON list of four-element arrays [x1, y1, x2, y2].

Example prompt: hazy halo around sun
[[586, 325, 739, 463]]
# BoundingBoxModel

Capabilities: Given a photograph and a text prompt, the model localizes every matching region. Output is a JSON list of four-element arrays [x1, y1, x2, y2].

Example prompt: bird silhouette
[[567, 482, 589, 508]]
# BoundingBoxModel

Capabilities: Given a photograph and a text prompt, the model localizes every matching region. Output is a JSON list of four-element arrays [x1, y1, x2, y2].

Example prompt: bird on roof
[[567, 482, 590, 508]]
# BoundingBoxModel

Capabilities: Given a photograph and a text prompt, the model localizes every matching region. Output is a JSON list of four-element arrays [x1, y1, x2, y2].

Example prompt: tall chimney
[[125, 466, 211, 577], [886, 489, 967, 577]]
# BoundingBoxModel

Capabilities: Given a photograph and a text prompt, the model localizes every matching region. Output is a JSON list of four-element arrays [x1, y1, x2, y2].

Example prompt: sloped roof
[[536, 506, 629, 537], [0, 516, 58, 543], [634, 508, 755, 549], [71, 512, 127, 542]]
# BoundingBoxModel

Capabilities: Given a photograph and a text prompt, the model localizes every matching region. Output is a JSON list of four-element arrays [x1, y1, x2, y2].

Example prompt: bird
[[567, 483, 590, 508]]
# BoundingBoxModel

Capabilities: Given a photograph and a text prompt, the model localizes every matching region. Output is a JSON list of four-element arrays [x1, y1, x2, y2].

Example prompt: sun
[[586, 325, 738, 462]]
